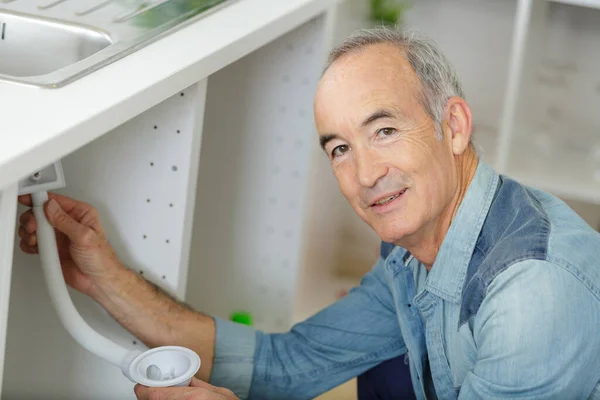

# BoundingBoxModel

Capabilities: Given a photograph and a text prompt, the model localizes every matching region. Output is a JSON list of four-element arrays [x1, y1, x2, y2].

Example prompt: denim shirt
[[209, 161, 600, 400]]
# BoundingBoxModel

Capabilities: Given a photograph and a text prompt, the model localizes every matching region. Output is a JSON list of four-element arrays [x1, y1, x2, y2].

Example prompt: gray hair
[[325, 26, 465, 140]]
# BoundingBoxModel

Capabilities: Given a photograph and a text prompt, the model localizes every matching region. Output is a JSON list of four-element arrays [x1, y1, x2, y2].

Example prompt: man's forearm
[[91, 265, 216, 381]]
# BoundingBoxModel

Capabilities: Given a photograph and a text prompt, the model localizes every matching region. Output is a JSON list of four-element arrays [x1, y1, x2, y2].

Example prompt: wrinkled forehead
[[314, 43, 422, 124]]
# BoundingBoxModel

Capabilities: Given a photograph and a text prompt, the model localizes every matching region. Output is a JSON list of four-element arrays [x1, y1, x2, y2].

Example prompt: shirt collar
[[424, 159, 499, 303]]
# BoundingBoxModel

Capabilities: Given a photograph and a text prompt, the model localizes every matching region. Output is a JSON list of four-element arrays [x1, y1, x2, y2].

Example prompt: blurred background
[[292, 1, 600, 398]]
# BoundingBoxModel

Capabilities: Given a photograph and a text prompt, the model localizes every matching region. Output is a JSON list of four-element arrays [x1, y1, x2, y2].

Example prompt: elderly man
[[17, 26, 600, 400]]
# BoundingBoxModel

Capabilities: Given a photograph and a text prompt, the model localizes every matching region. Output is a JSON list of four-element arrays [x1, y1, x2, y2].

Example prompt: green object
[[122, 0, 230, 29], [369, 0, 410, 25], [230, 311, 253, 326]]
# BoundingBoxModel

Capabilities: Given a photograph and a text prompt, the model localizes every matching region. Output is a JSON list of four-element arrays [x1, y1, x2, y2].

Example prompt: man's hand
[[17, 192, 126, 298], [134, 378, 239, 400]]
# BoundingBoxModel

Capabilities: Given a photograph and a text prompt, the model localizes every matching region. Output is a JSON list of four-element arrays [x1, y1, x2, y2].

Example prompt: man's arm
[[19, 194, 406, 399], [459, 259, 600, 399], [209, 257, 407, 399], [92, 267, 217, 382]]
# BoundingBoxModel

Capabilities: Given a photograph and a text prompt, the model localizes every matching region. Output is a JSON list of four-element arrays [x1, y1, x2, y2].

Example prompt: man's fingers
[[18, 195, 32, 207], [19, 193, 101, 235], [18, 192, 76, 209], [188, 379, 238, 398], [189, 378, 220, 389], [134, 384, 162, 400], [46, 193, 102, 233], [47, 192, 90, 215], [133, 381, 236, 400], [214, 387, 237, 398], [134, 385, 186, 400], [44, 199, 97, 246], [19, 192, 87, 215], [19, 225, 37, 246], [19, 210, 37, 233], [134, 385, 203, 400], [188, 380, 236, 398], [20, 240, 38, 254]]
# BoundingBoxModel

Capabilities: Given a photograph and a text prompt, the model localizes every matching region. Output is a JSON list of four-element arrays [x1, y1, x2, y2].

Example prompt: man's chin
[[375, 228, 412, 245]]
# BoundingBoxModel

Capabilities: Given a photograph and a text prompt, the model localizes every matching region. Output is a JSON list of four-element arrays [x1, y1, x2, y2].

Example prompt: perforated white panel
[[3, 81, 207, 400], [185, 15, 327, 333], [61, 82, 205, 296]]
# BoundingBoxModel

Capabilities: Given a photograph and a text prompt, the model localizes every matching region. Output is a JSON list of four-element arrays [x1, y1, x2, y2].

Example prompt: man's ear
[[443, 97, 473, 155]]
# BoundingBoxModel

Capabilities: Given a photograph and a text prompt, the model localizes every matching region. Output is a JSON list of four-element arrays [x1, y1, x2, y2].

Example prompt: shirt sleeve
[[209, 317, 257, 398], [459, 259, 600, 399], [209, 256, 406, 400]]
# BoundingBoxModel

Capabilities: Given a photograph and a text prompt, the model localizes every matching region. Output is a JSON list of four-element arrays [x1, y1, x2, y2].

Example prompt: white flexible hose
[[31, 191, 134, 368]]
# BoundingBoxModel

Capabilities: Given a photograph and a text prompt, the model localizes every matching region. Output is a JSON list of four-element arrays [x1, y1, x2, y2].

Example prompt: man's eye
[[331, 145, 349, 158], [377, 128, 397, 137]]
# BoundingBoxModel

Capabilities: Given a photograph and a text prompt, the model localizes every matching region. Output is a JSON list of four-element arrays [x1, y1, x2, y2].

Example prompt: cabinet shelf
[[498, 0, 600, 205], [506, 126, 600, 203]]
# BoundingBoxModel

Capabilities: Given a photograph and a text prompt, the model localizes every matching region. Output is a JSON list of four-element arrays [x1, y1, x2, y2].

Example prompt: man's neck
[[402, 148, 479, 270]]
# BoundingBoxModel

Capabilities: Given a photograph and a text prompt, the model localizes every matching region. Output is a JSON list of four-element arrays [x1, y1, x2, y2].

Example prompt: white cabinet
[[0, 1, 338, 398]]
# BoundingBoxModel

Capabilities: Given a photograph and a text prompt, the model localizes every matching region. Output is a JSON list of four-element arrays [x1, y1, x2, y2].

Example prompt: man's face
[[314, 43, 459, 244]]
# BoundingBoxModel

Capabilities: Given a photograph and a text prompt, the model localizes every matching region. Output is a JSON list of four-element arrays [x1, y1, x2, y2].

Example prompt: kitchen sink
[[0, 0, 236, 88], [0, 11, 112, 78]]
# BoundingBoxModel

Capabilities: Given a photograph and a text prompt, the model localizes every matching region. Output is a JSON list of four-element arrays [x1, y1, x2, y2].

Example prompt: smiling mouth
[[371, 189, 407, 207]]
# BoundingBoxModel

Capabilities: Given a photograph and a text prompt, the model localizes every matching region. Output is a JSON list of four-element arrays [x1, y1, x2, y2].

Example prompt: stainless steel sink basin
[[0, 0, 235, 88], [0, 11, 112, 78]]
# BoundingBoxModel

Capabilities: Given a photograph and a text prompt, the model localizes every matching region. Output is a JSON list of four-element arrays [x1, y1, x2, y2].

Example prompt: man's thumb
[[45, 199, 87, 241]]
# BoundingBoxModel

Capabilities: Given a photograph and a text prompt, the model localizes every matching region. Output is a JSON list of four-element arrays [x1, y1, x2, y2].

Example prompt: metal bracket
[[18, 161, 66, 195]]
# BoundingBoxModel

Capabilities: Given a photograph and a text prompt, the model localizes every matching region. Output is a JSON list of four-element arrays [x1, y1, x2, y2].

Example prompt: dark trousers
[[357, 355, 416, 400]]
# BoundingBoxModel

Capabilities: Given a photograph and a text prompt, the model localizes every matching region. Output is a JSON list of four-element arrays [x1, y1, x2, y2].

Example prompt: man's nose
[[355, 147, 388, 188]]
